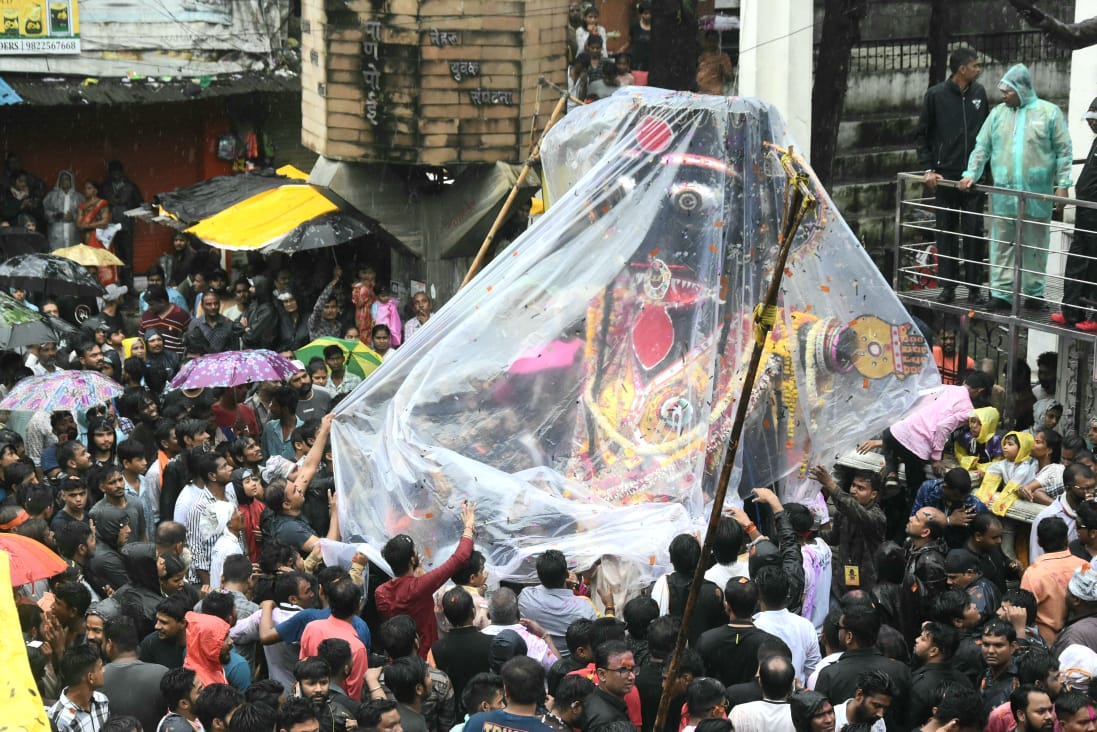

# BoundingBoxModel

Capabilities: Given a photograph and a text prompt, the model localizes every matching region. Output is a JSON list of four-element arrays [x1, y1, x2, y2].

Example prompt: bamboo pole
[[651, 149, 817, 732], [459, 92, 569, 289]]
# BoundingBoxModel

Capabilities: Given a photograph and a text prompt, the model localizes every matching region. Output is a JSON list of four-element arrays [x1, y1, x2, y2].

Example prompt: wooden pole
[[459, 92, 569, 289], [651, 149, 817, 732]]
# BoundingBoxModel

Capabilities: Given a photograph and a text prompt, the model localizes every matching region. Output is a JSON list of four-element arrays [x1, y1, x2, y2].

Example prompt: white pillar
[[1067, 0, 1097, 166], [736, 0, 814, 158]]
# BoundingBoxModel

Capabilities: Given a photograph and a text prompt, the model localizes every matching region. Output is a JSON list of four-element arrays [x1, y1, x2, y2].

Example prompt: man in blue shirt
[[911, 468, 988, 549], [464, 656, 556, 732]]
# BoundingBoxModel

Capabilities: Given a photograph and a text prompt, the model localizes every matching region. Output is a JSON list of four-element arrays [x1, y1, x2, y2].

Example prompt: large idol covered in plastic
[[331, 88, 938, 581]]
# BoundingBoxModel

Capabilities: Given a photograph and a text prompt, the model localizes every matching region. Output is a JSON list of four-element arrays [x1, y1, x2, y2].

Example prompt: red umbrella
[[0, 533, 67, 585]]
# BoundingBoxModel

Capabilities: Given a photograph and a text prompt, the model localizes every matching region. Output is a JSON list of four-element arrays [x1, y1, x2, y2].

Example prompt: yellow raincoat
[[956, 406, 1001, 471], [975, 430, 1037, 515]]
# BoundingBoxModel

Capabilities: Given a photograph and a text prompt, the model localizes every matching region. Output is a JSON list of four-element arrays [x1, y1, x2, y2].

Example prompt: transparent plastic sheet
[[331, 88, 940, 584]]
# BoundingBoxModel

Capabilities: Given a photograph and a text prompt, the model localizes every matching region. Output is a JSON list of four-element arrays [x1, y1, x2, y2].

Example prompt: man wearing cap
[[98, 283, 127, 334], [959, 64, 1072, 310], [185, 289, 241, 356], [140, 284, 191, 355], [145, 328, 181, 381], [1050, 563, 1097, 657], [1053, 96, 1097, 332]]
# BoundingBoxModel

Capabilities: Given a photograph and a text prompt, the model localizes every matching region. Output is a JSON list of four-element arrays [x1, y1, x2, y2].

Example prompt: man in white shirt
[[728, 656, 796, 732], [752, 566, 821, 685], [1030, 464, 1095, 561], [831, 670, 896, 732]]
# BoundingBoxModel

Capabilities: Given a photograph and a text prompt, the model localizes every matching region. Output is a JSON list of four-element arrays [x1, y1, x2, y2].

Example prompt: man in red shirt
[[300, 578, 368, 701], [375, 501, 477, 658], [139, 284, 191, 355]]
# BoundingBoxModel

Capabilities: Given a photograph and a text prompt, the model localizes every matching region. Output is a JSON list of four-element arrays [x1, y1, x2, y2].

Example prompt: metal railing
[[847, 30, 1071, 73], [893, 171, 1097, 424]]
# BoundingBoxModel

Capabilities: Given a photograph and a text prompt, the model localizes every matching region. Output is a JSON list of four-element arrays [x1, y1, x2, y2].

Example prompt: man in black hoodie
[[915, 46, 990, 304], [241, 274, 279, 349]]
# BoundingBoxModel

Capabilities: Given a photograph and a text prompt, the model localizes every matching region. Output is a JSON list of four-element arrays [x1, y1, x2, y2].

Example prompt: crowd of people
[[565, 3, 735, 109], [0, 216, 1092, 732], [2, 29, 1097, 732]]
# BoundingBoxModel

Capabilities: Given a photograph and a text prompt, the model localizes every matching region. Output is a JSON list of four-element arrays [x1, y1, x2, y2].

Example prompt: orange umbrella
[[0, 533, 67, 585]]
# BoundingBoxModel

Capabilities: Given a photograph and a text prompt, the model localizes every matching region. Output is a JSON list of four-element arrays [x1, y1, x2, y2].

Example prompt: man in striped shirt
[[139, 284, 191, 356], [183, 451, 237, 588]]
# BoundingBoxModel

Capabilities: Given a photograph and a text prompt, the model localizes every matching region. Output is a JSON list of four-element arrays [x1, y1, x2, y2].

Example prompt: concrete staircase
[[830, 110, 921, 263]]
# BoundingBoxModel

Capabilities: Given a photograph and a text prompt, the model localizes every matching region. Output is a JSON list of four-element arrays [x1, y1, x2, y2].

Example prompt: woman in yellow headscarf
[[955, 406, 1003, 474], [122, 336, 146, 361], [120, 337, 147, 388]]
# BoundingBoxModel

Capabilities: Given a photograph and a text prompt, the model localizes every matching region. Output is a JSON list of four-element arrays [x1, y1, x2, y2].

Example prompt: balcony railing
[[892, 170, 1097, 410], [847, 31, 1072, 73]]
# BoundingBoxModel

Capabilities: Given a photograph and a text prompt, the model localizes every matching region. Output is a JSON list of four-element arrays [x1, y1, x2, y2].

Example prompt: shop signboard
[[0, 0, 79, 54]]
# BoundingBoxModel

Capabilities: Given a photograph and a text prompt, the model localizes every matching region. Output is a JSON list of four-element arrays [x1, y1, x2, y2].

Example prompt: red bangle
[[745, 522, 757, 534]]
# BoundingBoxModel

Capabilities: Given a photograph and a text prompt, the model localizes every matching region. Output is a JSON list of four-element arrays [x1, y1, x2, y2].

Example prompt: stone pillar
[[736, 0, 814, 157]]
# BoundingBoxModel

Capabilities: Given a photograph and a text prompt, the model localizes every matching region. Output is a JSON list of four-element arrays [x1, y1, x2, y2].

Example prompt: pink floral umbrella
[[169, 349, 300, 390], [0, 370, 123, 412]]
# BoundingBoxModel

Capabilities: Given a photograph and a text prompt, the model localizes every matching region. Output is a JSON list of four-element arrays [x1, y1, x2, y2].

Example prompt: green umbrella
[[295, 337, 383, 379], [0, 291, 62, 347]]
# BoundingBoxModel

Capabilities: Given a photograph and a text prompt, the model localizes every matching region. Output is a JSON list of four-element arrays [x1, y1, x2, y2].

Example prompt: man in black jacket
[[903, 506, 948, 638], [744, 487, 806, 614], [907, 621, 974, 729], [581, 640, 635, 732], [813, 603, 912, 730], [1053, 96, 1097, 332], [915, 47, 990, 304]]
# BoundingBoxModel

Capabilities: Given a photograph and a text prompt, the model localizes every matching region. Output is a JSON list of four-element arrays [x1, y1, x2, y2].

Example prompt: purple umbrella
[[0, 370, 123, 412], [169, 349, 300, 390]]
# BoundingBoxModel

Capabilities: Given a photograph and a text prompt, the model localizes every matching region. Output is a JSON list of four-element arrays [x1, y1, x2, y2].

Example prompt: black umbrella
[[0, 228, 48, 258], [0, 254, 105, 297], [44, 313, 80, 338], [272, 210, 376, 253]]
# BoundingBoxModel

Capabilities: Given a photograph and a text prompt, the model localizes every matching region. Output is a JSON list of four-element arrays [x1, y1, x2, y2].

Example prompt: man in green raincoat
[[959, 64, 1072, 310]]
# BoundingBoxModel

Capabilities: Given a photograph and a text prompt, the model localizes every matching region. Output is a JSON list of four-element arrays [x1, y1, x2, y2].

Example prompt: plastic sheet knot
[[753, 304, 778, 344]]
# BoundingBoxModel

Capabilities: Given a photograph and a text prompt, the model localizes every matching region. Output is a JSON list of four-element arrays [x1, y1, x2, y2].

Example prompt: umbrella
[[295, 337, 383, 379], [44, 313, 80, 339], [0, 533, 68, 585], [54, 244, 124, 267], [0, 291, 62, 348], [0, 370, 123, 412], [0, 253, 105, 297], [273, 211, 374, 253], [0, 228, 48, 257], [169, 349, 301, 390], [154, 169, 305, 226]]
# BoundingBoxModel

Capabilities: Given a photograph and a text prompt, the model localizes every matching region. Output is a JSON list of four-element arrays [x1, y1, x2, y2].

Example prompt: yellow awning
[[276, 165, 310, 181], [185, 184, 338, 251]]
